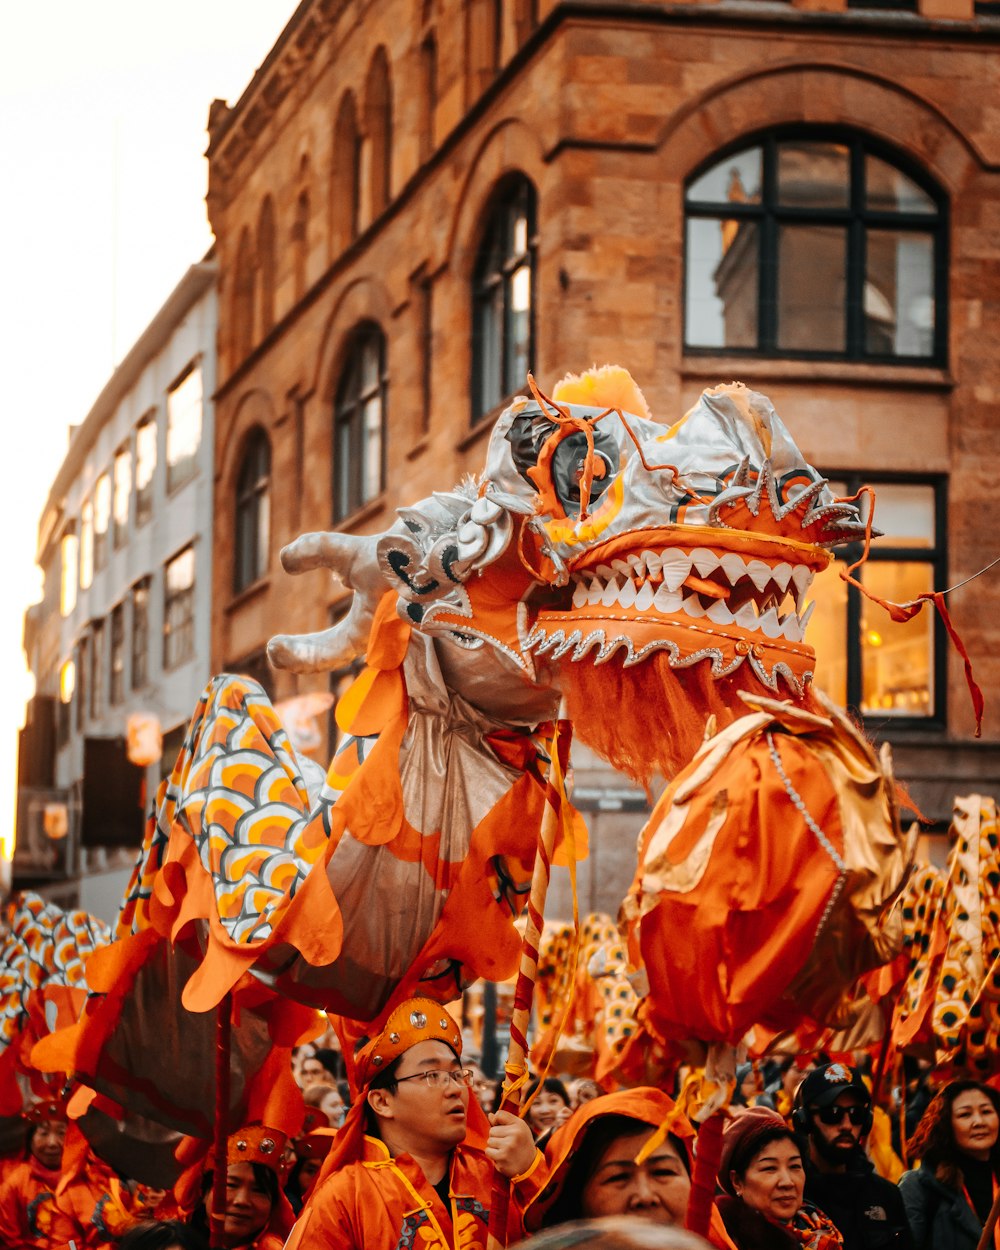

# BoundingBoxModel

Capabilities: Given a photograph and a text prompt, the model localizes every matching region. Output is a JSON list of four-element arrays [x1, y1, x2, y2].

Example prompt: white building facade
[[18, 262, 217, 921]]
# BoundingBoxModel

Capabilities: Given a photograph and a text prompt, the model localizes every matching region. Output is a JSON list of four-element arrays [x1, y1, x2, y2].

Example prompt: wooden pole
[[486, 723, 566, 1250], [976, 1187, 1000, 1250], [209, 993, 232, 1250]]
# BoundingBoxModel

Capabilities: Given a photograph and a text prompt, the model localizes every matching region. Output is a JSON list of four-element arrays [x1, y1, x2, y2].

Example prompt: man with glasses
[[284, 996, 540, 1249], [793, 1063, 913, 1250]]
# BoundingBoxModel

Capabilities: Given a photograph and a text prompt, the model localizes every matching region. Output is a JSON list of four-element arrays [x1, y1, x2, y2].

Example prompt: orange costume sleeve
[[285, 1136, 531, 1250], [0, 1159, 62, 1250]]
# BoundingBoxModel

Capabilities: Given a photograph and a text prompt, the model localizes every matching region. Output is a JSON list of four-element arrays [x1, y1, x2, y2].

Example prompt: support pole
[[209, 993, 232, 1250]]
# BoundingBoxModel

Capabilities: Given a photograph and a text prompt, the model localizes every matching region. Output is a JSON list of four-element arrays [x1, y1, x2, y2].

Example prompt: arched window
[[234, 228, 256, 360], [293, 189, 310, 301], [234, 428, 271, 593], [257, 197, 276, 334], [684, 130, 946, 362], [333, 325, 387, 521], [419, 33, 437, 162], [471, 175, 537, 422], [332, 92, 361, 252], [365, 48, 393, 221]]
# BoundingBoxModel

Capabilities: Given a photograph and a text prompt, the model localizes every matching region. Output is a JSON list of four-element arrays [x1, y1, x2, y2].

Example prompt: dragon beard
[[561, 652, 818, 784]]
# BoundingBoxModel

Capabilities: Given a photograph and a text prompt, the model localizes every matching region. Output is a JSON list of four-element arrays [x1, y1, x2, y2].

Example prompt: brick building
[[205, 0, 1000, 913]]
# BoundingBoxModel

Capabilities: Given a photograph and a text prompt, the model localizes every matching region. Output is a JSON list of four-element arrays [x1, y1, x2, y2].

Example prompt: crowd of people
[[0, 996, 997, 1250]]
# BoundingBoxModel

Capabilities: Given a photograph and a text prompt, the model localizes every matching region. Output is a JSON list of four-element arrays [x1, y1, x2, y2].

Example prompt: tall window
[[332, 92, 361, 251], [110, 602, 126, 706], [365, 47, 393, 221], [131, 578, 151, 690], [167, 363, 203, 493], [135, 413, 157, 527], [333, 326, 387, 521], [93, 472, 111, 573], [684, 132, 945, 362], [57, 658, 76, 747], [234, 429, 271, 593], [90, 619, 105, 720], [258, 197, 276, 335], [809, 476, 945, 724], [76, 635, 88, 731], [163, 547, 196, 670], [113, 445, 131, 548], [293, 188, 310, 301], [471, 176, 537, 422], [419, 34, 437, 162], [80, 499, 94, 591], [234, 229, 256, 360], [61, 529, 78, 617]]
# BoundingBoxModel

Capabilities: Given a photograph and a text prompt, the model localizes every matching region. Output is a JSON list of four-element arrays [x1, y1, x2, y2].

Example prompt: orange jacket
[[285, 1134, 543, 1250], [0, 1158, 63, 1249]]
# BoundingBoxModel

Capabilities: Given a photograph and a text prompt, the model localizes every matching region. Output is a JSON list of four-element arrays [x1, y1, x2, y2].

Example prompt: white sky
[[0, 1, 301, 858]]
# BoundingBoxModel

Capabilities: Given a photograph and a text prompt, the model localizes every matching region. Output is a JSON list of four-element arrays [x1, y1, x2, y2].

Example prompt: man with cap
[[793, 1063, 912, 1250], [284, 996, 541, 1250]]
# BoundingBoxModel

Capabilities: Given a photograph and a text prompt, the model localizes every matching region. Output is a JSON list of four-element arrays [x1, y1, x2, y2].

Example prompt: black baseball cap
[[797, 1062, 870, 1110]]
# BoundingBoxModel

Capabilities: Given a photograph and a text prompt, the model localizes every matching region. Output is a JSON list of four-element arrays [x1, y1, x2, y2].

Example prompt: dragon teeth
[[660, 553, 691, 592], [617, 578, 638, 609], [746, 560, 772, 591], [572, 580, 588, 609], [771, 563, 793, 592], [653, 585, 683, 613], [634, 581, 655, 611], [691, 549, 719, 575], [757, 606, 783, 638], [719, 552, 746, 583]]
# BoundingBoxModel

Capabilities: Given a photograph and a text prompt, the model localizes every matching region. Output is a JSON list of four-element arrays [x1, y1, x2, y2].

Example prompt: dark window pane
[[865, 230, 935, 357], [164, 548, 195, 670], [685, 218, 759, 349], [333, 328, 386, 520], [776, 141, 850, 209], [865, 156, 936, 215], [686, 148, 763, 204], [234, 430, 271, 593], [110, 604, 125, 706], [777, 224, 847, 352], [132, 579, 150, 690]]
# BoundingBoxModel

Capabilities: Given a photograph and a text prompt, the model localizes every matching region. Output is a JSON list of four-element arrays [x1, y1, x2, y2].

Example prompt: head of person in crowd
[[285, 1112, 335, 1214], [299, 1047, 339, 1089], [513, 1214, 712, 1250], [466, 1062, 497, 1111], [291, 1044, 315, 1088], [733, 1064, 762, 1109], [525, 1076, 573, 1138], [524, 1088, 694, 1232], [569, 1077, 604, 1109], [303, 1079, 346, 1128], [792, 1062, 872, 1172], [23, 1096, 68, 1173], [717, 1106, 844, 1248], [191, 1126, 293, 1250], [907, 1078, 1000, 1183], [119, 1221, 207, 1250]]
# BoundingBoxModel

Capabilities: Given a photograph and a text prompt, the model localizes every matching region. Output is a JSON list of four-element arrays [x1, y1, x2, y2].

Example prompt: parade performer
[[284, 997, 539, 1250], [0, 1097, 66, 1250], [898, 1079, 1000, 1250], [792, 1063, 912, 1249]]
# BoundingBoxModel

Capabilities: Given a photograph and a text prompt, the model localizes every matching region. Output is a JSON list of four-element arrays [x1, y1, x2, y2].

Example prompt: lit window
[[234, 429, 271, 593], [471, 176, 537, 422], [167, 364, 203, 493], [57, 658, 76, 747], [333, 326, 386, 521], [132, 578, 150, 690], [110, 603, 125, 706], [113, 445, 131, 549], [93, 473, 111, 573], [163, 547, 196, 670], [684, 132, 944, 362], [61, 530, 78, 617], [809, 477, 945, 723], [80, 499, 94, 591], [135, 413, 156, 527]]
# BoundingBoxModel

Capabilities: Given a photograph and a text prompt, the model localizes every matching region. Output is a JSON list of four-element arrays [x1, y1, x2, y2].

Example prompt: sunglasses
[[814, 1104, 867, 1127]]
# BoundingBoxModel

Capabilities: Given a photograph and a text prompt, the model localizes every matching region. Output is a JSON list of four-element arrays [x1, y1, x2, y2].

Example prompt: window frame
[[89, 618, 105, 721], [166, 361, 203, 495], [131, 577, 151, 691], [163, 546, 196, 671], [683, 127, 948, 365], [821, 471, 948, 732], [332, 323, 388, 522], [110, 602, 126, 706], [470, 175, 538, 424], [134, 411, 157, 528], [234, 428, 272, 594], [112, 443, 131, 550]]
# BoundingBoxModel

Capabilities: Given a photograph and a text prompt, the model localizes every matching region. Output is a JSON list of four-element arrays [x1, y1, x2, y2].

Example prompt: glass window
[[113, 445, 131, 549], [163, 547, 196, 670], [90, 619, 105, 720], [684, 132, 945, 362], [93, 473, 111, 573], [131, 578, 150, 690], [79, 499, 94, 591], [76, 635, 88, 732], [58, 658, 76, 747], [471, 176, 537, 422], [135, 413, 156, 527], [234, 429, 271, 593], [333, 325, 387, 521], [110, 603, 125, 706], [167, 364, 203, 493], [809, 477, 945, 723], [61, 530, 78, 617]]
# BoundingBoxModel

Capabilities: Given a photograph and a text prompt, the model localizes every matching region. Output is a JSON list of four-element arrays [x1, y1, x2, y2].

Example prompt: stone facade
[[206, 0, 1000, 907]]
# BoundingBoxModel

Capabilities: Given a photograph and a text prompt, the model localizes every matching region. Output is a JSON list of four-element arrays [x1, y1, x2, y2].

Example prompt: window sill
[[406, 437, 429, 462], [333, 494, 387, 532], [225, 575, 271, 614], [681, 357, 954, 390]]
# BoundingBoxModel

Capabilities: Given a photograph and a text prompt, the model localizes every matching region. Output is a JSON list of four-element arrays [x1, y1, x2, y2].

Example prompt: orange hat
[[226, 1123, 287, 1171], [353, 997, 462, 1092], [24, 1095, 69, 1124]]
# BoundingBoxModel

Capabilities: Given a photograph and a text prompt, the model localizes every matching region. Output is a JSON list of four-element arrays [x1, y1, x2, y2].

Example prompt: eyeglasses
[[814, 1104, 867, 1127], [394, 1068, 475, 1090]]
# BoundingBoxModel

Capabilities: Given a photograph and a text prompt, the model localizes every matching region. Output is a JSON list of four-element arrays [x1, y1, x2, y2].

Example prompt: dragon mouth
[[525, 541, 823, 691]]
